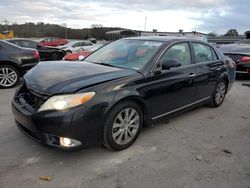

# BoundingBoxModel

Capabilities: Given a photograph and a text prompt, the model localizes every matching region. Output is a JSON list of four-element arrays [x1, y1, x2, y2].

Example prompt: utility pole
[[144, 16, 147, 31], [61, 23, 67, 39]]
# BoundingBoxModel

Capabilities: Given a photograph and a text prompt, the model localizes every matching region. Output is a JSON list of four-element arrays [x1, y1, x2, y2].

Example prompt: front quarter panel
[[78, 73, 151, 124]]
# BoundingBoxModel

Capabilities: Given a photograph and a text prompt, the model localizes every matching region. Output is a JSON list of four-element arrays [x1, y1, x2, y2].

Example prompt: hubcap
[[112, 108, 140, 145], [215, 82, 226, 105], [0, 67, 18, 87]]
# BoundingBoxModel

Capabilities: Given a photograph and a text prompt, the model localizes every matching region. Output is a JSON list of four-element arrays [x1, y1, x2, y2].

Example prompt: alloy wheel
[[215, 81, 226, 105], [0, 67, 18, 87], [112, 108, 140, 145]]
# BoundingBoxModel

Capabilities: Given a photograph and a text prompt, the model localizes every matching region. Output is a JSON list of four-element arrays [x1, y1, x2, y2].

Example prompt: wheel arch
[[106, 95, 151, 127], [0, 61, 20, 72], [219, 73, 229, 92]]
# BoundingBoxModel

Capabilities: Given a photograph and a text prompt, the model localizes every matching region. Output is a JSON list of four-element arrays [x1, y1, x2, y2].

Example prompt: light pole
[[62, 23, 67, 39], [144, 16, 147, 31]]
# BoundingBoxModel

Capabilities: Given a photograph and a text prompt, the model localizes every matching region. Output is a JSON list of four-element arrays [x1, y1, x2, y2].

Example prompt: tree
[[207, 32, 217, 37], [224, 29, 239, 36]]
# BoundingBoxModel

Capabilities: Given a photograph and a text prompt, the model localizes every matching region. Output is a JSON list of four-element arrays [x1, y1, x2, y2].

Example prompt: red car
[[38, 37, 68, 47], [63, 43, 105, 61], [63, 50, 91, 61]]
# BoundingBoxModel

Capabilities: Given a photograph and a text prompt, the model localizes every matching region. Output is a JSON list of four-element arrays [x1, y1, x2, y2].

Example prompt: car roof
[[7, 38, 35, 42], [0, 40, 21, 48], [69, 40, 92, 44], [124, 36, 207, 43]]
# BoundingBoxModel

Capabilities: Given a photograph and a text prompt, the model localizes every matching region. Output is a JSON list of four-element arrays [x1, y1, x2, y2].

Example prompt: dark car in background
[[220, 43, 250, 75], [0, 40, 39, 88], [38, 37, 68, 47], [7, 39, 65, 61], [12, 37, 235, 151]]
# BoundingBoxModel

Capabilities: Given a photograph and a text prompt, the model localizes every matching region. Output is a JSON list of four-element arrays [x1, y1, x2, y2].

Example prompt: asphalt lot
[[0, 79, 250, 188]]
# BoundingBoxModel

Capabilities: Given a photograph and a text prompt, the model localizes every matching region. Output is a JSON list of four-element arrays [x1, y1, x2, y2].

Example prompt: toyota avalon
[[12, 37, 236, 151]]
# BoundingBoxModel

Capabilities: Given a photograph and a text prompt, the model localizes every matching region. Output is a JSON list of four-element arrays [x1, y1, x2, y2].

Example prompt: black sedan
[[12, 37, 236, 151], [219, 43, 250, 75], [7, 39, 65, 61], [0, 40, 39, 88]]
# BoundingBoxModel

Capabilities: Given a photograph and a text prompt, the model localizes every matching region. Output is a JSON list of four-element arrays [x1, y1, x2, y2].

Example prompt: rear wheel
[[209, 79, 227, 107], [0, 65, 20, 89], [103, 101, 143, 151]]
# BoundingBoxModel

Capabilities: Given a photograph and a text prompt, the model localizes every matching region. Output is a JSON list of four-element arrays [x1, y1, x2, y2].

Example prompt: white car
[[59, 40, 94, 54]]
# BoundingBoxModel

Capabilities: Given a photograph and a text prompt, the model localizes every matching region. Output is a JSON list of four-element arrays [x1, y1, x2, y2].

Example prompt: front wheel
[[209, 79, 227, 107], [0, 65, 20, 89], [103, 101, 143, 151]]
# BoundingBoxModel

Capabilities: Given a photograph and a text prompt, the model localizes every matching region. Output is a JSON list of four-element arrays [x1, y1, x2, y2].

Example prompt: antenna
[[144, 17, 147, 31]]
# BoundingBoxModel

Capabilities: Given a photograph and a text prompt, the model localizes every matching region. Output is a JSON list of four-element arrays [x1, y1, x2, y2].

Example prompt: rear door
[[191, 42, 224, 100]]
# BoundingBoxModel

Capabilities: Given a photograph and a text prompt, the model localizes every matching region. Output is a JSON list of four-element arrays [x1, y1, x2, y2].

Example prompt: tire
[[209, 79, 227, 107], [51, 52, 59, 60], [103, 101, 143, 151], [0, 65, 20, 89]]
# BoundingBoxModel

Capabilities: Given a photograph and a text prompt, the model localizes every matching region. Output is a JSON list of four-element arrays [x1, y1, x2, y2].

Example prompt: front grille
[[16, 84, 48, 112]]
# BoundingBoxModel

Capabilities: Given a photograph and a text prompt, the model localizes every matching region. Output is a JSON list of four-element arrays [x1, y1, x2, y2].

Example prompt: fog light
[[59, 137, 81, 147]]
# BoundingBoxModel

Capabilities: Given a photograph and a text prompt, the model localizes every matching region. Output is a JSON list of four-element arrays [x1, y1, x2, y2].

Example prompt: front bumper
[[12, 94, 105, 150]]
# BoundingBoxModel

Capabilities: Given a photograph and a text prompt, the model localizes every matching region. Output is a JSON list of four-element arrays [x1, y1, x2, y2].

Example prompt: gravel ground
[[0, 79, 249, 188]]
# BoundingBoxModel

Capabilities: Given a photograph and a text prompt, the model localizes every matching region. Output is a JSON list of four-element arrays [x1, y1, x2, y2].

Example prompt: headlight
[[38, 92, 95, 112]]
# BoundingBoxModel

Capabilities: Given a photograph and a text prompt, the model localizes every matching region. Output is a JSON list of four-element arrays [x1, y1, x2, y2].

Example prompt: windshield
[[89, 44, 105, 52], [85, 39, 162, 70]]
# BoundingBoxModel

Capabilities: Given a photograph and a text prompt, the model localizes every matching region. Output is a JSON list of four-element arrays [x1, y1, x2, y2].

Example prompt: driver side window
[[160, 42, 192, 70]]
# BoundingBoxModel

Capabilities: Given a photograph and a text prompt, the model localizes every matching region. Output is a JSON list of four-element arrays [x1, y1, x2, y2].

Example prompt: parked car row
[[11, 37, 236, 151]]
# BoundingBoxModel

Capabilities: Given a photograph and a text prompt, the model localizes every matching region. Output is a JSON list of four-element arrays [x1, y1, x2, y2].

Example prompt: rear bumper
[[236, 63, 250, 74], [19, 62, 38, 76]]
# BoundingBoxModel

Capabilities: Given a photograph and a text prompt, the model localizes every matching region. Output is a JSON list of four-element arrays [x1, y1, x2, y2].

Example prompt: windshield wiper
[[91, 62, 118, 68]]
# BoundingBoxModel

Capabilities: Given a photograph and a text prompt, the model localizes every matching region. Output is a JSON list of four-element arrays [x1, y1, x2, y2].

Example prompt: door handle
[[189, 73, 196, 78]]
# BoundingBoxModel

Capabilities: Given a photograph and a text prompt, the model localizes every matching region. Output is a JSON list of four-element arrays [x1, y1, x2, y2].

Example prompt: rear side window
[[73, 42, 83, 47], [193, 43, 213, 63], [84, 42, 93, 46], [21, 41, 37, 48]]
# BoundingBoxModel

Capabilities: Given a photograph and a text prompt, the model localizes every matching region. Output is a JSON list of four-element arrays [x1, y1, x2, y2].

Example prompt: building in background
[[106, 29, 208, 41]]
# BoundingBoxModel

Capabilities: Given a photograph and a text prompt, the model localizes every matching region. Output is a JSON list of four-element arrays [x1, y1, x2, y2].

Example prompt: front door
[[146, 42, 197, 119]]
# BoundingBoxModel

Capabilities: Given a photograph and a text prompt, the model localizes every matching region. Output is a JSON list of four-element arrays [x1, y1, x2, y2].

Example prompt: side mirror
[[78, 55, 85, 61], [162, 59, 181, 70]]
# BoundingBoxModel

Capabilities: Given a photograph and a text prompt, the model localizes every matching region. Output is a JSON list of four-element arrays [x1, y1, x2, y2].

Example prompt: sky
[[0, 0, 249, 34]]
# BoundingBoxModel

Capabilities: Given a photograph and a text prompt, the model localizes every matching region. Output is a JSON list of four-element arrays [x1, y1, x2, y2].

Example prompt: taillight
[[240, 56, 250, 63], [34, 50, 39, 60]]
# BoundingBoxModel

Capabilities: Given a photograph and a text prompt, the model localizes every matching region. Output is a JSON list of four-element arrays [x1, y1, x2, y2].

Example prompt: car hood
[[24, 61, 138, 94]]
